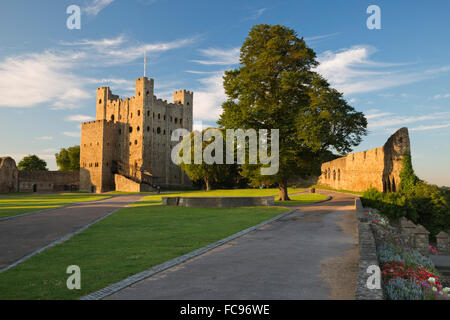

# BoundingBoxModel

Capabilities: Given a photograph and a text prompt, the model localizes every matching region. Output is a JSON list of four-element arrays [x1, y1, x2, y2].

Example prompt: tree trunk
[[205, 178, 211, 191], [278, 182, 290, 201]]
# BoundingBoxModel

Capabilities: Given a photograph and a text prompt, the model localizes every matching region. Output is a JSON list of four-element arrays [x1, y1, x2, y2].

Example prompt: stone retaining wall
[[162, 196, 275, 208], [354, 197, 384, 300]]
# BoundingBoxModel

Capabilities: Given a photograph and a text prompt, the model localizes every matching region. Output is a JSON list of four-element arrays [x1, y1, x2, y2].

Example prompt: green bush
[[362, 183, 450, 237], [362, 154, 450, 237]]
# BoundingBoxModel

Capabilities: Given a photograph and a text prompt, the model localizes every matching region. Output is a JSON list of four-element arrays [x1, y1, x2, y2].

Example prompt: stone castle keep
[[318, 127, 411, 192], [80, 76, 193, 193]]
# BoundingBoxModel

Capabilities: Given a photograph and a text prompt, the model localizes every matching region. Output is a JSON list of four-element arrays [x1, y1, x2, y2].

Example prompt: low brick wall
[[162, 196, 275, 208], [355, 197, 384, 300]]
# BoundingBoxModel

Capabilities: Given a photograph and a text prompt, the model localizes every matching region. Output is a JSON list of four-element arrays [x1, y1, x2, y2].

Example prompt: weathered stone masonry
[[318, 127, 411, 192], [80, 76, 193, 193]]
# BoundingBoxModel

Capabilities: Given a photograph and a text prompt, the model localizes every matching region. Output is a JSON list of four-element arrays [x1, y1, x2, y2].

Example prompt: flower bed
[[378, 242, 449, 300]]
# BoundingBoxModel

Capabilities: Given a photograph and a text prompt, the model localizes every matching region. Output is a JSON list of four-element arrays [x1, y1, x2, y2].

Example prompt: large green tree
[[18, 155, 48, 171], [55, 145, 80, 171], [218, 24, 367, 200]]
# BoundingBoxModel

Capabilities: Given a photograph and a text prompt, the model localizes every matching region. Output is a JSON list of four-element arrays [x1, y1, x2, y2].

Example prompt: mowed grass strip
[[276, 193, 328, 205], [0, 193, 111, 219], [0, 204, 288, 300]]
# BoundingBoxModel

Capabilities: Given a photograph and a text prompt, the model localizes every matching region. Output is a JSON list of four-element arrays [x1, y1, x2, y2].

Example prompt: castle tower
[[174, 90, 193, 132], [80, 76, 193, 193]]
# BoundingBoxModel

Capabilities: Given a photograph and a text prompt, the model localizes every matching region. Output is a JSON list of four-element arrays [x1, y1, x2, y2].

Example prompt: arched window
[[110, 114, 114, 121], [147, 126, 150, 132], [338, 169, 341, 181], [138, 110, 141, 116], [146, 90, 150, 96], [158, 113, 161, 119], [137, 126, 140, 132], [98, 99, 102, 104], [134, 140, 138, 145], [157, 127, 161, 134], [392, 177, 396, 192], [327, 168, 331, 179], [129, 127, 133, 133], [333, 170, 336, 181]]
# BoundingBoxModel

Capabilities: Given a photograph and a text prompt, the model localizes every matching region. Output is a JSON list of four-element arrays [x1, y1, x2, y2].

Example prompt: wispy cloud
[[246, 8, 267, 20], [61, 34, 197, 66], [191, 47, 240, 66], [84, 0, 114, 16], [0, 35, 196, 109], [65, 115, 95, 122], [409, 123, 450, 131], [433, 93, 450, 100], [304, 32, 340, 42], [368, 111, 450, 131]]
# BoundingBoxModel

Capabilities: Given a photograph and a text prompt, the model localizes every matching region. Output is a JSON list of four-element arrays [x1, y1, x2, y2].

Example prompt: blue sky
[[0, 0, 449, 186]]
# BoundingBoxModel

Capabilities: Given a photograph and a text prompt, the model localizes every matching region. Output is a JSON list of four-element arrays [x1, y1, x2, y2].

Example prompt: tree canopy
[[55, 145, 80, 171], [177, 128, 235, 191], [218, 24, 367, 200], [17, 155, 48, 171]]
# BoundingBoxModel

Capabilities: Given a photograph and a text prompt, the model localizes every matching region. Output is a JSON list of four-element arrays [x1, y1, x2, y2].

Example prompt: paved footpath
[[107, 191, 359, 300], [0, 194, 145, 270]]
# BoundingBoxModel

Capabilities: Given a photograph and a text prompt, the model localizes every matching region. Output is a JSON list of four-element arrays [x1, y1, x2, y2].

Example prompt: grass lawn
[[276, 193, 329, 205], [0, 193, 111, 219], [0, 204, 288, 300]]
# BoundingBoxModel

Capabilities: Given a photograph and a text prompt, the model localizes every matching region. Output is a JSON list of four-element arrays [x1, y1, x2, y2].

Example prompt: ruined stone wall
[[80, 76, 193, 193], [318, 128, 411, 192], [0, 157, 18, 193], [18, 171, 79, 192]]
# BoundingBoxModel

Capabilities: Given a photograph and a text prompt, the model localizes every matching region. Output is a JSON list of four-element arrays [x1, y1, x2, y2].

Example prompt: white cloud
[[246, 8, 267, 20], [0, 52, 91, 108], [193, 72, 227, 122], [84, 0, 114, 16], [191, 47, 240, 66], [36, 136, 53, 140], [369, 111, 450, 130], [66, 114, 95, 122], [63, 131, 81, 138], [409, 123, 450, 131], [315, 46, 423, 95], [433, 93, 450, 100], [61, 35, 197, 66], [0, 35, 195, 109]]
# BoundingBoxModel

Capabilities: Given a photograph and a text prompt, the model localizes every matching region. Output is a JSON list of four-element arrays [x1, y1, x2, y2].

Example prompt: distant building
[[80, 76, 193, 193], [318, 127, 411, 192]]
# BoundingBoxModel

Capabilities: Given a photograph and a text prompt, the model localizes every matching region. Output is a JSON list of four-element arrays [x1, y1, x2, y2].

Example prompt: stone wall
[[18, 171, 79, 192], [318, 128, 411, 192], [0, 157, 18, 193], [80, 76, 193, 193]]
